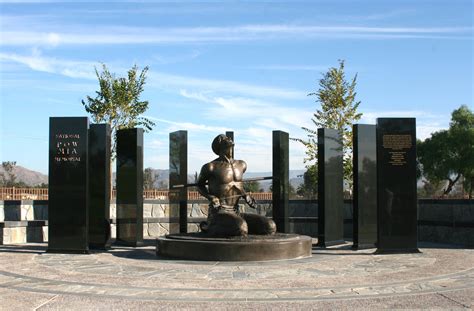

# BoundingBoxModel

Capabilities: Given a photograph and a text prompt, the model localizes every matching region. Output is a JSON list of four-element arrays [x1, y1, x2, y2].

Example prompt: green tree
[[269, 182, 296, 196], [244, 181, 261, 193], [418, 105, 474, 197], [294, 60, 362, 191], [82, 64, 155, 159], [451, 105, 474, 198], [296, 165, 318, 199], [143, 168, 156, 190]]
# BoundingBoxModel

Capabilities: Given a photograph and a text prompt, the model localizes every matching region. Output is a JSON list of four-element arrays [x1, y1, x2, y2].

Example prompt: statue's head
[[212, 134, 234, 155]]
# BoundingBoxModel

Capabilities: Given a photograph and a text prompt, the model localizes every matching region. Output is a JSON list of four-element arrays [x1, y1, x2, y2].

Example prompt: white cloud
[[147, 117, 229, 134], [417, 125, 446, 141], [360, 110, 449, 140], [1, 24, 471, 47], [141, 118, 309, 172], [249, 65, 331, 71], [0, 52, 306, 100], [154, 75, 305, 100], [179, 90, 313, 129], [46, 33, 61, 47], [0, 50, 97, 79], [151, 50, 201, 65], [360, 110, 430, 123]]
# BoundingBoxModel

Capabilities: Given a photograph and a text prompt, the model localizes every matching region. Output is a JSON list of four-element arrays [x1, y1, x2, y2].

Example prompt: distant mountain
[[0, 165, 48, 186], [112, 168, 305, 191], [2, 165, 305, 190], [112, 169, 195, 189], [228, 170, 305, 192]]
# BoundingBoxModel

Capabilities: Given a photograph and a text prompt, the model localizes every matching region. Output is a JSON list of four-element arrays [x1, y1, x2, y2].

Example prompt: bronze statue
[[197, 134, 276, 237]]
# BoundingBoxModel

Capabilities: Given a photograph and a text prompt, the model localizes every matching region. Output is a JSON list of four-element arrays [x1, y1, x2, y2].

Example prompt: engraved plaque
[[376, 118, 418, 253], [48, 117, 89, 253]]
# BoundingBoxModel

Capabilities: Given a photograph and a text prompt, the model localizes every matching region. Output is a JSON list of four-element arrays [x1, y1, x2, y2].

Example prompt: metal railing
[[0, 187, 273, 201], [0, 187, 49, 200]]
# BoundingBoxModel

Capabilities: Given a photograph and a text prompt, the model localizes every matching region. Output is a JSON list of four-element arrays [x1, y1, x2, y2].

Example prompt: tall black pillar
[[226, 131, 234, 158], [89, 123, 111, 249], [317, 128, 344, 247], [48, 117, 89, 253], [169, 131, 188, 234], [376, 118, 418, 253], [272, 131, 289, 233], [116, 128, 144, 246], [353, 124, 377, 249]]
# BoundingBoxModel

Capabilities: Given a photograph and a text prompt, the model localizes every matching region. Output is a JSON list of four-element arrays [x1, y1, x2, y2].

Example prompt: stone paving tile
[[0, 287, 56, 311], [0, 243, 473, 309]]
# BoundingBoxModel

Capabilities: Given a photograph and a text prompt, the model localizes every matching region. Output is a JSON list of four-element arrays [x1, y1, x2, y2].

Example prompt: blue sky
[[0, 0, 472, 175]]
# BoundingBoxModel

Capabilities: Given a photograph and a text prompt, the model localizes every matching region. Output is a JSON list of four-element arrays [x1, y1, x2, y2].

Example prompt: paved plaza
[[0, 241, 472, 310]]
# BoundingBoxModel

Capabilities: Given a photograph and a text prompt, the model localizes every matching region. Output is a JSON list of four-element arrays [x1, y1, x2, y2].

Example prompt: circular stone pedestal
[[156, 233, 312, 261]]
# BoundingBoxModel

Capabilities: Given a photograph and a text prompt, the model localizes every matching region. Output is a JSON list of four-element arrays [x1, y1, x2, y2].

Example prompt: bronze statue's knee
[[238, 220, 249, 236], [266, 219, 277, 235]]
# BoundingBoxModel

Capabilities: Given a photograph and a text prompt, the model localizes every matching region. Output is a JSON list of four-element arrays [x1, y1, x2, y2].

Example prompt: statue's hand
[[210, 196, 221, 208], [244, 194, 256, 208]]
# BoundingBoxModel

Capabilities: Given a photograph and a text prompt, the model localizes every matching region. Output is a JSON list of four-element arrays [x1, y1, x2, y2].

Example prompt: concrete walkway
[[0, 241, 472, 310]]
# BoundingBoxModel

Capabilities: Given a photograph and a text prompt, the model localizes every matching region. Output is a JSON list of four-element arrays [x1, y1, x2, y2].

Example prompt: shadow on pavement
[[418, 242, 473, 250], [0, 243, 47, 254]]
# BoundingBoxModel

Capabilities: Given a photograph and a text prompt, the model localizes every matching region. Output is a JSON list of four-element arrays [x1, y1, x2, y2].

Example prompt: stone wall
[[418, 199, 474, 246], [1, 199, 473, 247], [0, 200, 48, 244]]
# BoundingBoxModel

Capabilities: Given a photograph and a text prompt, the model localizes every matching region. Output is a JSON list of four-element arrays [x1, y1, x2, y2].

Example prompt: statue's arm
[[240, 160, 247, 173], [237, 160, 257, 208], [196, 164, 220, 207]]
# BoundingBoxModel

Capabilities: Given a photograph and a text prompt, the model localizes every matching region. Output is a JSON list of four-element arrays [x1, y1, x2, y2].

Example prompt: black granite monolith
[[116, 128, 144, 246], [317, 128, 344, 247], [88, 123, 111, 249], [48, 117, 89, 253], [353, 124, 377, 249], [272, 130, 289, 233], [169, 131, 188, 234], [226, 131, 234, 158], [376, 118, 418, 253]]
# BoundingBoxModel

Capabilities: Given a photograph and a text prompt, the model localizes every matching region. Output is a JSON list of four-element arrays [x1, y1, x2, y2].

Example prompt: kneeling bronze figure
[[197, 134, 276, 237]]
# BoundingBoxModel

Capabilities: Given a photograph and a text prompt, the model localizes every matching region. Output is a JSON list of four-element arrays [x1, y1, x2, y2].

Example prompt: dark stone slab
[[376, 118, 419, 253], [169, 130, 188, 233], [116, 128, 144, 246], [272, 130, 289, 233], [289, 200, 318, 217], [3, 201, 21, 206], [33, 203, 48, 220], [418, 203, 454, 223], [48, 117, 89, 253], [4, 204, 21, 221], [157, 233, 312, 261], [317, 128, 344, 247], [226, 131, 234, 158], [88, 124, 111, 249], [353, 124, 377, 249], [4, 220, 46, 228]]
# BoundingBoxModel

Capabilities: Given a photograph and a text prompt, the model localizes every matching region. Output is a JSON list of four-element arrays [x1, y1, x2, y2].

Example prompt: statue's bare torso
[[199, 158, 246, 208], [197, 134, 276, 236]]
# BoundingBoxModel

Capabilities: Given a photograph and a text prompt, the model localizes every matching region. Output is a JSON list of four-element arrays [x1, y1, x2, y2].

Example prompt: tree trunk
[[443, 174, 461, 196]]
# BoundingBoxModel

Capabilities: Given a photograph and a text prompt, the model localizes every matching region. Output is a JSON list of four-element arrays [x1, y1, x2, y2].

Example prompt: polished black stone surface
[[169, 130, 188, 234], [226, 131, 234, 158], [376, 118, 418, 253], [272, 130, 289, 233], [317, 128, 344, 247], [353, 124, 377, 249], [48, 117, 89, 253], [116, 128, 144, 246], [88, 123, 111, 249]]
